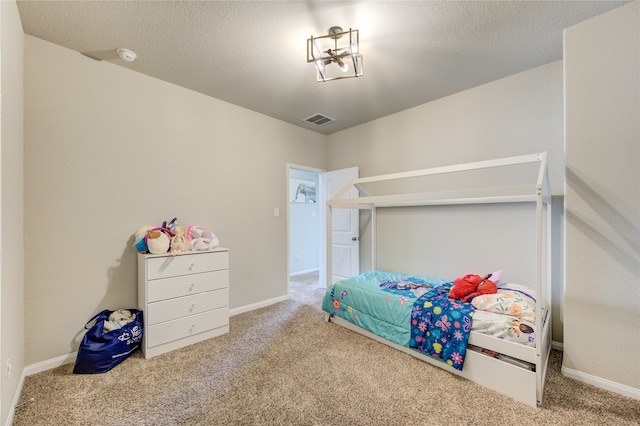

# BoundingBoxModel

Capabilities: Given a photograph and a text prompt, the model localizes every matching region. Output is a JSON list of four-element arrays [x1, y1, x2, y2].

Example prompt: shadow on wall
[[565, 167, 640, 274], [70, 236, 139, 353]]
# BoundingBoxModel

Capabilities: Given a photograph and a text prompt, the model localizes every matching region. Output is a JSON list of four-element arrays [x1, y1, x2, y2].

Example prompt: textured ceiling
[[17, 1, 628, 134]]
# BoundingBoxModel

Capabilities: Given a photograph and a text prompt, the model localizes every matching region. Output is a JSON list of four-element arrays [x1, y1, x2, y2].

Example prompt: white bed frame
[[324, 152, 552, 407]]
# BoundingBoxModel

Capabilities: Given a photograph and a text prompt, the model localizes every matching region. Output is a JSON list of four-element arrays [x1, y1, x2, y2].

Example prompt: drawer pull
[[189, 303, 195, 312], [189, 262, 196, 270], [189, 324, 196, 333], [188, 283, 195, 291]]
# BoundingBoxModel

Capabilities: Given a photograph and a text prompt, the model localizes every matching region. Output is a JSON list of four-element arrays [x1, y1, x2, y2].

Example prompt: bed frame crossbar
[[328, 152, 550, 206]]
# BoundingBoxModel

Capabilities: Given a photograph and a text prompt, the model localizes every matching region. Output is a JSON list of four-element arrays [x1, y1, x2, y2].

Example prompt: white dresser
[[137, 248, 229, 358]]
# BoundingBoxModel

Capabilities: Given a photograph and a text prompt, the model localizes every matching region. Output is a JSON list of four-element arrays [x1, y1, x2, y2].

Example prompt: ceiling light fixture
[[307, 26, 363, 82]]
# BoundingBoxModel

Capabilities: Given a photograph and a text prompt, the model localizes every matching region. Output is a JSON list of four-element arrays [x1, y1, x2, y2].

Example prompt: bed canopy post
[[371, 207, 377, 270], [326, 203, 333, 287], [534, 152, 552, 405]]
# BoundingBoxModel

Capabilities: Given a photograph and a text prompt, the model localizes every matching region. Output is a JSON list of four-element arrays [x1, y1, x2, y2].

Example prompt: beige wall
[[17, 3, 638, 405], [328, 61, 565, 343], [1, 0, 25, 424], [23, 36, 327, 364], [564, 1, 639, 392], [24, 37, 566, 370], [328, 61, 565, 194]]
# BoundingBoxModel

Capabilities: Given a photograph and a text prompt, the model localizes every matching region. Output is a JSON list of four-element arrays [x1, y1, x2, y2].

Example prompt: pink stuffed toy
[[185, 225, 220, 251], [449, 273, 498, 303]]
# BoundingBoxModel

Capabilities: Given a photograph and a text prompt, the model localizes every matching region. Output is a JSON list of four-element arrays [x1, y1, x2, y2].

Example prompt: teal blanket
[[321, 270, 449, 347]]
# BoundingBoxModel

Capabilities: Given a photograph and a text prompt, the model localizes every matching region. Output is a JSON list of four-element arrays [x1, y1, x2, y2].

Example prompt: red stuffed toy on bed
[[449, 273, 498, 302]]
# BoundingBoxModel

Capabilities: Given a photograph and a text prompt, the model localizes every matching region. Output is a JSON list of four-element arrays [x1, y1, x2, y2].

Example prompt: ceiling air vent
[[303, 113, 335, 126]]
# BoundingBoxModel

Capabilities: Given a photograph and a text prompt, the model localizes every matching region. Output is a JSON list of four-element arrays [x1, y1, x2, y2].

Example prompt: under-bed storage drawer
[[146, 308, 229, 348], [138, 249, 230, 359]]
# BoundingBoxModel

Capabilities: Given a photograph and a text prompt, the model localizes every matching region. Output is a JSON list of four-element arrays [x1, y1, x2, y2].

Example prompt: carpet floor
[[13, 272, 640, 425]]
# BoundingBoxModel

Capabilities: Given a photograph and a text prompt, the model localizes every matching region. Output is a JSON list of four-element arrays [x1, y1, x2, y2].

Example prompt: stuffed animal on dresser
[[186, 225, 220, 251], [170, 225, 188, 255]]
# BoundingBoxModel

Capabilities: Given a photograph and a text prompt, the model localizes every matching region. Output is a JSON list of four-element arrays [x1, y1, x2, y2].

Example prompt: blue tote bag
[[73, 309, 143, 374]]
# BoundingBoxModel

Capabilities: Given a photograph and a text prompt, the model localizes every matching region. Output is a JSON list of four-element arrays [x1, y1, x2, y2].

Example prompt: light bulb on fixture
[[336, 58, 348, 72]]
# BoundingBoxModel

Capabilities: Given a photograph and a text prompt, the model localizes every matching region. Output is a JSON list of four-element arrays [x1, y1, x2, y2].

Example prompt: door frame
[[286, 163, 325, 297]]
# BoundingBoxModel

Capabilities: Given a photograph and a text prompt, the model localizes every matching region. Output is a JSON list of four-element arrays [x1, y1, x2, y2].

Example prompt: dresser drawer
[[138, 248, 230, 358], [146, 308, 229, 348], [147, 270, 228, 302], [147, 251, 228, 280], [146, 288, 229, 325]]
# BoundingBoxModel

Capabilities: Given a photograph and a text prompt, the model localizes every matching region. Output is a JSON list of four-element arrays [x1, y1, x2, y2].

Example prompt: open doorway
[[286, 164, 361, 302], [287, 165, 323, 301]]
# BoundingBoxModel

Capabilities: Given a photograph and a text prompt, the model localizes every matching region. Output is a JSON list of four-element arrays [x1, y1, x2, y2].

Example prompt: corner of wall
[[1, 1, 26, 424]]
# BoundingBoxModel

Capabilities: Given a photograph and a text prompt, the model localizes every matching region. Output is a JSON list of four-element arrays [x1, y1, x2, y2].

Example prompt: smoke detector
[[116, 48, 137, 62]]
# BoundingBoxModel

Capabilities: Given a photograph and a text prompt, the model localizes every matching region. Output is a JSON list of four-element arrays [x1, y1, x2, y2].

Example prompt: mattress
[[321, 270, 537, 349]]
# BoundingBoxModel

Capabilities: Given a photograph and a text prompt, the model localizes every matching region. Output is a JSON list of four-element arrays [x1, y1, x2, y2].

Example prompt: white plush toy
[[189, 237, 216, 251], [186, 225, 220, 251], [147, 229, 170, 254], [103, 309, 136, 333], [170, 225, 188, 255]]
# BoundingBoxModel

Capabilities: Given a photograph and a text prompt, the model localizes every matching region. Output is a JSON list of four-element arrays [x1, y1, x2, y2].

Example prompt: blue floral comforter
[[409, 284, 475, 370], [322, 271, 475, 370]]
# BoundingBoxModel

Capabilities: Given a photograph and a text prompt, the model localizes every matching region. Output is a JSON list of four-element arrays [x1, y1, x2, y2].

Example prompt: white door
[[319, 167, 359, 286]]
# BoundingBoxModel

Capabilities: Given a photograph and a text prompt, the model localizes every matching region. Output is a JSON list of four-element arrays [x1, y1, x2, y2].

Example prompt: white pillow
[[471, 288, 536, 322]]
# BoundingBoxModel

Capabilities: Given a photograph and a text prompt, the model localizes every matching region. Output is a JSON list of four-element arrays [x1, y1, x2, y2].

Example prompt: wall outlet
[[5, 359, 12, 383]]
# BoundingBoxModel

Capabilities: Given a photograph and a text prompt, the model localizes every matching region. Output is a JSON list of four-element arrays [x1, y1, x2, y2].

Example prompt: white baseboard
[[5, 370, 27, 426], [12, 298, 295, 425], [8, 352, 78, 426], [549, 341, 639, 401], [562, 366, 640, 401], [21, 297, 287, 380], [229, 295, 288, 316], [289, 268, 319, 277], [23, 351, 77, 377]]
